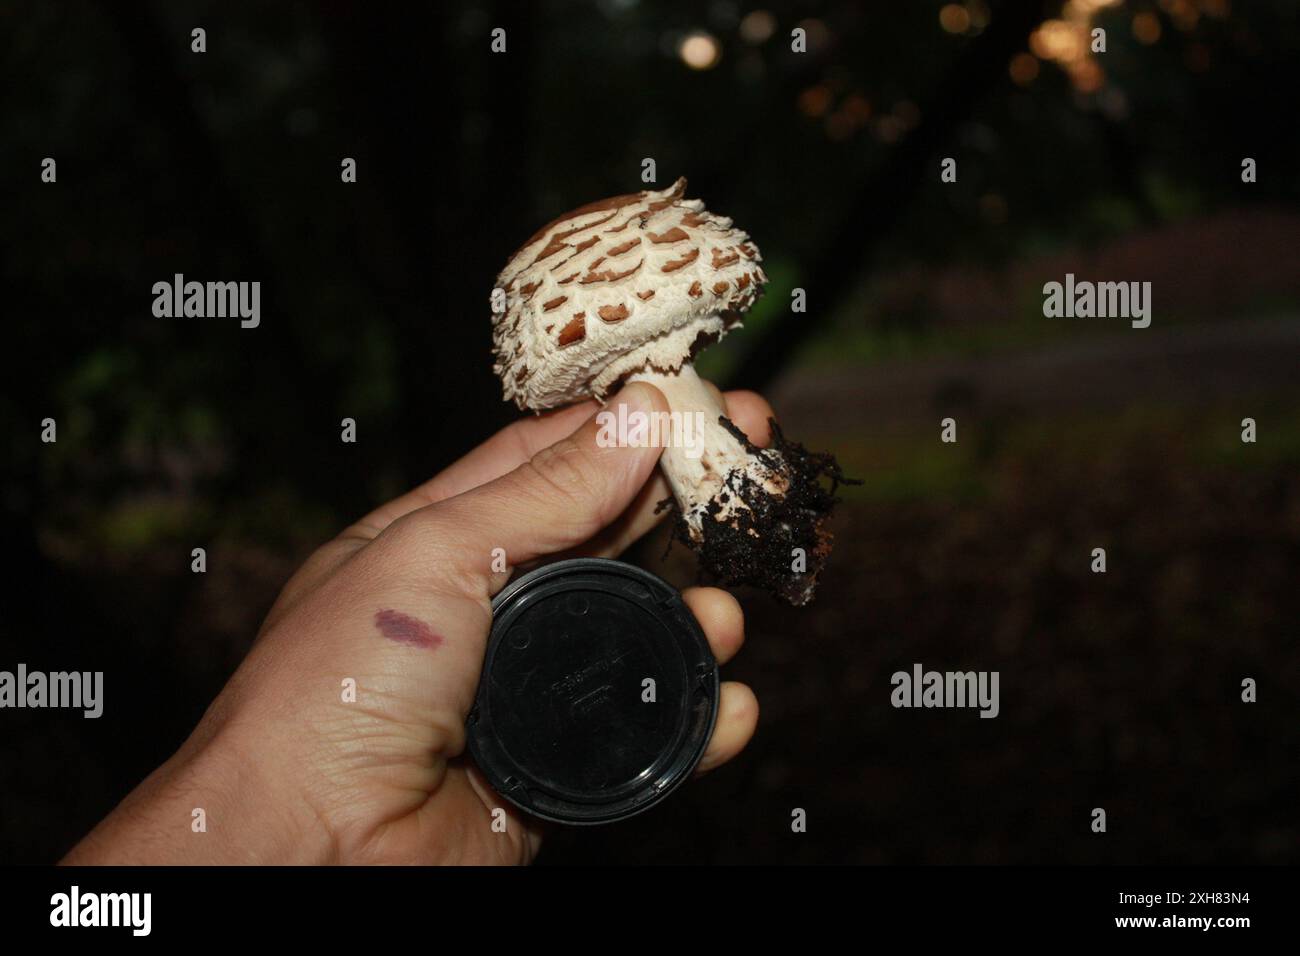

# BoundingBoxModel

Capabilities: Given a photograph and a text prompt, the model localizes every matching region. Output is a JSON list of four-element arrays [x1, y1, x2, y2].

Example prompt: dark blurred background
[[2, 0, 1298, 864]]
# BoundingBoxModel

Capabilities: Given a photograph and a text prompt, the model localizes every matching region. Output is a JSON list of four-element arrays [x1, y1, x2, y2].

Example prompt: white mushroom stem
[[629, 363, 788, 541]]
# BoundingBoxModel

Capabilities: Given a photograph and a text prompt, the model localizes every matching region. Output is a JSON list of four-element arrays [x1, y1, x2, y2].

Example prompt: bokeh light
[[966, 1, 992, 31], [797, 84, 832, 118], [939, 5, 971, 35], [1009, 52, 1040, 87], [1133, 12, 1162, 44], [679, 31, 721, 70], [739, 10, 776, 44]]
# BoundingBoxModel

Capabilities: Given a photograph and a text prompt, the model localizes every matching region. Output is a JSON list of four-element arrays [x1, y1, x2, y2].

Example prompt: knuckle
[[524, 438, 602, 505], [381, 509, 429, 546], [375, 509, 459, 567], [365, 508, 492, 603]]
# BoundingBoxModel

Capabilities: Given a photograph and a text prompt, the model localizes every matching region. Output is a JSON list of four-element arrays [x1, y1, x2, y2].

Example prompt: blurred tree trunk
[[725, 0, 1056, 394]]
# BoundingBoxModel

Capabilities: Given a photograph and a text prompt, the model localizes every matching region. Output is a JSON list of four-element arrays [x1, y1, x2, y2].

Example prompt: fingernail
[[609, 381, 657, 415], [593, 382, 667, 456]]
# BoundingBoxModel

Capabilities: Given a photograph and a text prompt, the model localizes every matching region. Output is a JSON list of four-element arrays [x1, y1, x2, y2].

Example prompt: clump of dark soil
[[657, 416, 861, 604]]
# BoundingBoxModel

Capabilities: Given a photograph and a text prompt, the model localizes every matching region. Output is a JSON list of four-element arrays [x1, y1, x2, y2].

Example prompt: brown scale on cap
[[581, 259, 642, 285], [530, 210, 621, 266], [711, 247, 741, 270], [647, 227, 690, 244], [557, 315, 586, 346], [661, 248, 700, 273], [607, 238, 642, 257]]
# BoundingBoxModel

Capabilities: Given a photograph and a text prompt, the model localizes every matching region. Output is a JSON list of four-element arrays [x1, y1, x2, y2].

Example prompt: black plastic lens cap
[[467, 558, 719, 826]]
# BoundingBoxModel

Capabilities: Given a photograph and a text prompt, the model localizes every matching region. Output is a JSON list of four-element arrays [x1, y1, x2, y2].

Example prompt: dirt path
[[772, 315, 1300, 427]]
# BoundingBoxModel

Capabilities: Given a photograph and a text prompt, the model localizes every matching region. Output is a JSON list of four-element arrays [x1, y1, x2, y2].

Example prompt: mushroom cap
[[491, 178, 767, 410]]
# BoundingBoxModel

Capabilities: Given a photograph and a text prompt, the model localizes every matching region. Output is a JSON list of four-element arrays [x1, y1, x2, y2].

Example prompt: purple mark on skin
[[374, 609, 444, 650]]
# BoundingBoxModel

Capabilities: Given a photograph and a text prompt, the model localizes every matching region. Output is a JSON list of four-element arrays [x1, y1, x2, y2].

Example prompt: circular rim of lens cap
[[467, 557, 719, 826]]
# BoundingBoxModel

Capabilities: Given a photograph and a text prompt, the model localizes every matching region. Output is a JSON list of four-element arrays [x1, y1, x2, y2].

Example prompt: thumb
[[241, 382, 671, 764], [422, 381, 670, 593]]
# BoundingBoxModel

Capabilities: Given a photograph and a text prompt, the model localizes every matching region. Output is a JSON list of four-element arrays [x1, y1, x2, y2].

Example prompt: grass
[[801, 397, 1300, 509]]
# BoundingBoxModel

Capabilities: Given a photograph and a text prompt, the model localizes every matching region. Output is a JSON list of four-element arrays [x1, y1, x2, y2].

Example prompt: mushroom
[[490, 177, 851, 604]]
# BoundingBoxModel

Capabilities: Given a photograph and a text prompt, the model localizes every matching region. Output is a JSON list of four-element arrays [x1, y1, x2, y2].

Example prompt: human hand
[[64, 381, 770, 865]]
